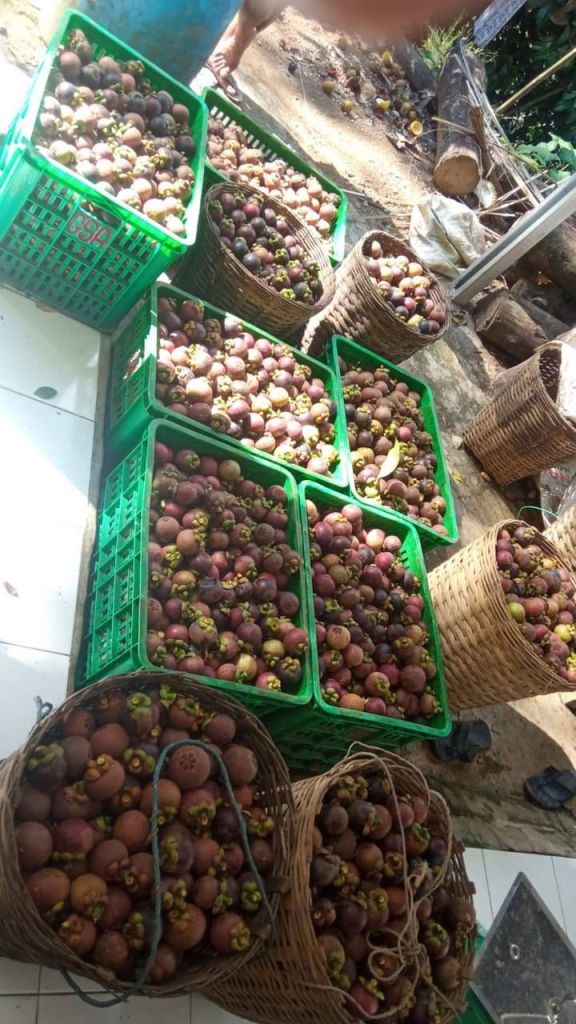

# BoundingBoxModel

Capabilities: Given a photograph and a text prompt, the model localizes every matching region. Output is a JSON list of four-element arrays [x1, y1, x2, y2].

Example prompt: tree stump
[[474, 287, 548, 360], [434, 47, 486, 196]]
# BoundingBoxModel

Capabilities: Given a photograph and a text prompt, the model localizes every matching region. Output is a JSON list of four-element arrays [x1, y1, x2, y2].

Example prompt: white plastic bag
[[409, 193, 487, 278], [540, 464, 576, 527], [557, 345, 576, 423]]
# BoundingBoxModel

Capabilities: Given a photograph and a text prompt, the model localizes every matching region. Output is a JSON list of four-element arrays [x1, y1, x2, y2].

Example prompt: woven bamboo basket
[[302, 230, 449, 360], [546, 505, 576, 572], [202, 749, 453, 1024], [0, 671, 293, 998], [463, 342, 576, 485], [422, 841, 477, 1024], [428, 519, 576, 709], [179, 182, 335, 337]]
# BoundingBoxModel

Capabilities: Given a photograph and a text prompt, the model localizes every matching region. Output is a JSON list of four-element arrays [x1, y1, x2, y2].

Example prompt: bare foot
[[206, 53, 240, 101]]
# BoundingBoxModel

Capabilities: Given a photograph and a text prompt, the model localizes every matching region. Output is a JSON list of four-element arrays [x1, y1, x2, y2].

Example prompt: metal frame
[[451, 173, 576, 306]]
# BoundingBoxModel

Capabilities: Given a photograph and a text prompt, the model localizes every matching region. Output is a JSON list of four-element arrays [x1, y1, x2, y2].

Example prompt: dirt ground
[[3, 2, 576, 852]]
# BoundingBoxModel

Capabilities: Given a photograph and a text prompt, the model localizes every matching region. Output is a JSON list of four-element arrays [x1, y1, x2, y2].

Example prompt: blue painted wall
[[43, 0, 242, 82]]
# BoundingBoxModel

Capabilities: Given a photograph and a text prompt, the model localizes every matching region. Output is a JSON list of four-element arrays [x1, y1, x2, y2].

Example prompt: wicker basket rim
[[350, 229, 449, 339], [203, 181, 335, 315], [0, 672, 293, 997]]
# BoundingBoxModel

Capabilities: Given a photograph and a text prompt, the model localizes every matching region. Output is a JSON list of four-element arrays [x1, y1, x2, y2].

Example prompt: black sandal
[[431, 720, 492, 763], [524, 766, 576, 810]]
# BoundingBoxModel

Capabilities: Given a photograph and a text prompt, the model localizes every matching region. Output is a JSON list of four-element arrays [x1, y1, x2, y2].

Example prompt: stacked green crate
[[265, 480, 450, 775], [81, 277, 456, 758], [201, 87, 347, 264], [0, 11, 207, 330], [79, 420, 313, 720], [327, 335, 459, 553], [105, 282, 348, 488]]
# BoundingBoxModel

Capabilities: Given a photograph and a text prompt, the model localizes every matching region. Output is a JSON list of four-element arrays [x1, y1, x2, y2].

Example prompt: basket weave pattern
[[432, 842, 476, 1024], [428, 519, 576, 708], [0, 672, 293, 997], [182, 183, 335, 337], [463, 343, 576, 485], [302, 230, 449, 361], [546, 506, 576, 572], [203, 750, 456, 1024]]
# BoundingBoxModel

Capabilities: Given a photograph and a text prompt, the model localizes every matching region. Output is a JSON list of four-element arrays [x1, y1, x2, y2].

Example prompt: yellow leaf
[[377, 440, 401, 480], [450, 469, 465, 484]]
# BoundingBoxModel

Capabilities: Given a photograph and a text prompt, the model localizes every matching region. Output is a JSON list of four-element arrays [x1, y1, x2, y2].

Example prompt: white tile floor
[[1, 283, 575, 1024]]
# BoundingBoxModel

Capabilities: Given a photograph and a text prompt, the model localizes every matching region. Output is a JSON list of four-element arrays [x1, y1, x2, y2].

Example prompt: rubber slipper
[[524, 767, 576, 810], [431, 720, 492, 763]]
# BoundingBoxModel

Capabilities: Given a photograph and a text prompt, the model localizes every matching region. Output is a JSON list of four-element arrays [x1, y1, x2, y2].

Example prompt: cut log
[[387, 38, 437, 99], [510, 294, 568, 340], [474, 287, 548, 360], [523, 221, 576, 297], [434, 47, 486, 196], [511, 278, 576, 325]]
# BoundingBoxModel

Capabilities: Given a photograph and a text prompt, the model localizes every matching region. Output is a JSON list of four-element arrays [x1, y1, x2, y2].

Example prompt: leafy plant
[[419, 21, 482, 73], [515, 132, 576, 180], [486, 0, 576, 145]]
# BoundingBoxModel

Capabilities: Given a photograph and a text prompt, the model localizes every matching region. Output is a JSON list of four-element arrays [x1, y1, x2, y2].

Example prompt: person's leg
[[206, 0, 285, 98]]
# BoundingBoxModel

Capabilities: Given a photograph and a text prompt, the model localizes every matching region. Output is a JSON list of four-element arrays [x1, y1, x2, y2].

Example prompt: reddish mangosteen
[[209, 911, 252, 953], [90, 723, 130, 759], [92, 931, 131, 975], [51, 782, 102, 822], [159, 821, 195, 876], [89, 839, 130, 881], [167, 744, 212, 790], [99, 886, 133, 930], [84, 755, 126, 800], [112, 810, 150, 852], [140, 778, 182, 823], [16, 821, 53, 870], [164, 903, 207, 951], [61, 736, 93, 780], [70, 872, 108, 922], [16, 784, 51, 822]]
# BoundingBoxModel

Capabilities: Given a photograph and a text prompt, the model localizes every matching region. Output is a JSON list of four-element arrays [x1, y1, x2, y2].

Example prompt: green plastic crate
[[265, 480, 450, 776], [106, 281, 348, 488], [0, 10, 207, 331], [327, 335, 459, 553], [202, 86, 347, 264], [79, 420, 313, 720]]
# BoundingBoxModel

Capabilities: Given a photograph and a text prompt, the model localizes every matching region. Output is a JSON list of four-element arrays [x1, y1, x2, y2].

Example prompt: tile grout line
[[0, 383, 96, 424], [0, 639, 71, 659], [480, 850, 496, 922], [551, 857, 569, 935]]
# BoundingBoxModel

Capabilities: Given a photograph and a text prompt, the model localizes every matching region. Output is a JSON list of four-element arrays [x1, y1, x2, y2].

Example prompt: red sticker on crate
[[66, 210, 114, 247]]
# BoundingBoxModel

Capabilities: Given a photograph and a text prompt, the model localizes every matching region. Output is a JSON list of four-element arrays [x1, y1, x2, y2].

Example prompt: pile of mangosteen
[[35, 28, 197, 235], [16, 685, 277, 983], [339, 357, 448, 535], [498, 524, 576, 683], [153, 294, 339, 476], [364, 242, 446, 336], [310, 769, 475, 1020], [206, 116, 340, 250], [148, 441, 308, 691], [306, 499, 439, 719], [208, 191, 324, 306]]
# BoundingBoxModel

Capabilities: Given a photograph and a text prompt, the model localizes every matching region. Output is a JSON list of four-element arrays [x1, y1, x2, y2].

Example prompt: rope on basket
[[58, 738, 274, 1008], [517, 505, 558, 521]]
